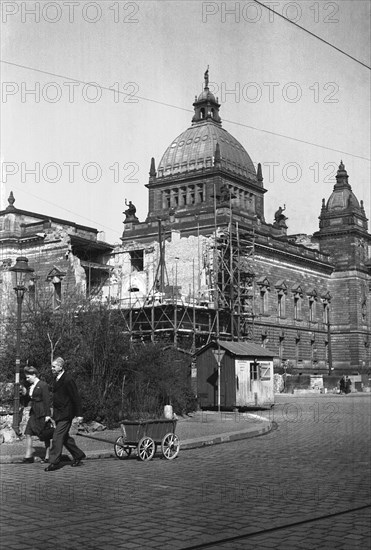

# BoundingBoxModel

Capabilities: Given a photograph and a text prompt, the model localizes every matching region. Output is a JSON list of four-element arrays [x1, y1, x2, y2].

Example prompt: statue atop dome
[[204, 66, 209, 89]]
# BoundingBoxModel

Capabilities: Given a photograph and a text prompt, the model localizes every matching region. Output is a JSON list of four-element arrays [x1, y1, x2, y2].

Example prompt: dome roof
[[197, 89, 216, 102], [157, 121, 256, 180], [326, 162, 361, 211], [327, 188, 361, 211]]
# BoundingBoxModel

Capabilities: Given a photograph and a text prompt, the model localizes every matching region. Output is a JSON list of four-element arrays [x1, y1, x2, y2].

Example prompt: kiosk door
[[235, 359, 250, 406]]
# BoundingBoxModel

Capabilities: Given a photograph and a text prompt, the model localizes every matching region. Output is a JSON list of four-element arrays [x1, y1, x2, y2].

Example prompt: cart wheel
[[114, 436, 132, 459], [137, 437, 155, 461], [161, 433, 180, 460]]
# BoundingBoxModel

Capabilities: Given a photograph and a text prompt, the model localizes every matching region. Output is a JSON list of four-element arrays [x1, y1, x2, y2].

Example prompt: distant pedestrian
[[339, 376, 346, 394], [345, 376, 352, 395], [44, 357, 86, 472], [20, 365, 52, 463]]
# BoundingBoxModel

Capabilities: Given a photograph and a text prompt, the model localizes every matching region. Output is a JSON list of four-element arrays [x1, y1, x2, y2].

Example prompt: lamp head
[[9, 256, 34, 292]]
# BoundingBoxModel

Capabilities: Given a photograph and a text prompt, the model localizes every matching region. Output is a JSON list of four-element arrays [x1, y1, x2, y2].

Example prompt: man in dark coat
[[45, 357, 86, 472]]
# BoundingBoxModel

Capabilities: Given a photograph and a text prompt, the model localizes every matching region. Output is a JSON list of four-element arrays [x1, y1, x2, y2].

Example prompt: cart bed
[[121, 419, 177, 444]]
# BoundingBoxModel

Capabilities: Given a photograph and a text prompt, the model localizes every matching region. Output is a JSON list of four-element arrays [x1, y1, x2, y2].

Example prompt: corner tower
[[314, 161, 369, 271], [314, 162, 371, 372]]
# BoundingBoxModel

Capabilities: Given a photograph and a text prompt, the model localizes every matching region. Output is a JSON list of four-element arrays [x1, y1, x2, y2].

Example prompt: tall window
[[309, 297, 316, 322], [163, 190, 170, 209], [292, 284, 303, 320], [294, 295, 302, 319], [47, 269, 65, 309], [180, 187, 187, 206], [308, 290, 318, 322], [323, 303, 329, 324], [130, 250, 144, 272], [257, 277, 270, 315], [171, 189, 179, 207], [275, 281, 287, 317], [260, 289, 269, 314], [196, 184, 204, 203], [278, 292, 286, 318], [310, 337, 316, 366], [53, 279, 62, 309], [321, 292, 331, 324], [188, 185, 195, 205], [250, 361, 259, 381]]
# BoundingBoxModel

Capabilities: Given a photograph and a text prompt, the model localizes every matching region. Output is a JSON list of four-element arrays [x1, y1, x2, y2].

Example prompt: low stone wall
[[0, 407, 30, 443]]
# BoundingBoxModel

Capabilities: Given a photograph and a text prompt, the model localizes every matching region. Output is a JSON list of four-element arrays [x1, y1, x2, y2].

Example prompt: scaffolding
[[118, 215, 256, 351], [215, 223, 255, 340]]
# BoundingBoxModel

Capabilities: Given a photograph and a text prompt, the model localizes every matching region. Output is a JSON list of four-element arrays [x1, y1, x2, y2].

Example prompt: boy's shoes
[[44, 463, 59, 472], [21, 457, 34, 464], [71, 453, 86, 467]]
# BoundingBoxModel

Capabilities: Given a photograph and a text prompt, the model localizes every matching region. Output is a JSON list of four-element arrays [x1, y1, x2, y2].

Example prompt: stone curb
[[0, 418, 273, 464], [180, 422, 273, 450]]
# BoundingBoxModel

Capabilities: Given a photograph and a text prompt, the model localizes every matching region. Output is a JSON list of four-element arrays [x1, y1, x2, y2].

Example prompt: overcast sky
[[1, 0, 370, 244]]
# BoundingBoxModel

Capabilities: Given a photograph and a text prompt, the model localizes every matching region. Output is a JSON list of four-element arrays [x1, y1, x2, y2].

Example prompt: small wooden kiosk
[[195, 340, 275, 409]]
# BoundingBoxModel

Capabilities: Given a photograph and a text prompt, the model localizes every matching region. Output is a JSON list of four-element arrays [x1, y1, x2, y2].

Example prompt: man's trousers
[[49, 420, 84, 465]]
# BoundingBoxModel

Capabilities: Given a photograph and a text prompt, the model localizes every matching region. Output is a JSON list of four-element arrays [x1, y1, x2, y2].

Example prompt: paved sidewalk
[[0, 410, 272, 463]]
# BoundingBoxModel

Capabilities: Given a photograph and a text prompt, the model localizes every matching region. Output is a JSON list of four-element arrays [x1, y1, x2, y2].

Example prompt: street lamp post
[[327, 303, 333, 376], [9, 256, 34, 435]]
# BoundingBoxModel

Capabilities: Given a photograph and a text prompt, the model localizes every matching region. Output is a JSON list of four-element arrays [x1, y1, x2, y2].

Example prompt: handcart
[[114, 418, 180, 461]]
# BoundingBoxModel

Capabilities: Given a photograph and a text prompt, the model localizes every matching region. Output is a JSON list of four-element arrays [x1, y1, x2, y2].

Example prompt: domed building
[[2, 71, 369, 394], [117, 71, 371, 383]]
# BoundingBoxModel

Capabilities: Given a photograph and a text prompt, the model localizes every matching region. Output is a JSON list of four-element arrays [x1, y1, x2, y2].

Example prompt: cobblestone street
[[1, 394, 370, 549]]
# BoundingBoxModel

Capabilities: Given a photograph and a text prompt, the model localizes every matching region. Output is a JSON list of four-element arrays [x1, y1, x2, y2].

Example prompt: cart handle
[[76, 432, 126, 447]]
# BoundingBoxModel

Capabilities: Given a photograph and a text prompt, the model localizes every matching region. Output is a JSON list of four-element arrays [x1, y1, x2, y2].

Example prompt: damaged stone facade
[[0, 193, 113, 350]]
